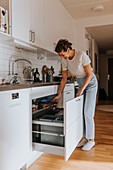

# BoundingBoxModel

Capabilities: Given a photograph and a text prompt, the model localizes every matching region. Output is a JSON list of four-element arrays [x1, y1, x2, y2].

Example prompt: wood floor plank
[[28, 105, 113, 170]]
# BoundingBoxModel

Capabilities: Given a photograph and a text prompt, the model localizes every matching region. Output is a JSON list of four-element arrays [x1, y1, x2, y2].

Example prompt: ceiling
[[0, 0, 9, 11], [60, 0, 113, 52], [60, 0, 113, 19]]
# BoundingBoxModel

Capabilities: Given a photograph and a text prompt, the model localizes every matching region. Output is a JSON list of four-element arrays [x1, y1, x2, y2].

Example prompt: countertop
[[0, 81, 75, 92]]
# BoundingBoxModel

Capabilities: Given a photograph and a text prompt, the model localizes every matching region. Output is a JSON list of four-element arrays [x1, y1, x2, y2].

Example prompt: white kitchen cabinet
[[44, 0, 61, 52], [0, 0, 10, 34], [12, 0, 44, 47], [11, 0, 74, 51], [63, 90, 74, 103], [65, 96, 83, 161], [31, 85, 83, 161], [30, 0, 44, 47], [63, 83, 75, 106], [57, 83, 75, 108], [12, 0, 30, 42], [0, 88, 31, 170], [31, 85, 55, 99], [63, 83, 75, 92]]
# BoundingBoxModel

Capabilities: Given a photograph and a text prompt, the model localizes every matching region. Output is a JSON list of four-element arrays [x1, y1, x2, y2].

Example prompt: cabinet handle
[[29, 30, 32, 42], [32, 32, 35, 43], [76, 99, 81, 102], [66, 85, 70, 87], [66, 92, 70, 94]]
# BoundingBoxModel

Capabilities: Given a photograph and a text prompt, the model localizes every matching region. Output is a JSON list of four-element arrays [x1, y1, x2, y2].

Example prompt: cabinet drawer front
[[64, 96, 83, 161], [65, 95, 83, 129], [33, 143, 64, 156], [65, 114, 83, 161], [64, 83, 74, 92], [31, 86, 55, 99], [63, 90, 74, 103]]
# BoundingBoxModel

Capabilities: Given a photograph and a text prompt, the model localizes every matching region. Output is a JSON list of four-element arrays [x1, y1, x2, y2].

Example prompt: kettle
[[23, 66, 34, 79]]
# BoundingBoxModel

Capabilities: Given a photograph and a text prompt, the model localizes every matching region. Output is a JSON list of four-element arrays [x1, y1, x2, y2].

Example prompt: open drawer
[[32, 94, 84, 161]]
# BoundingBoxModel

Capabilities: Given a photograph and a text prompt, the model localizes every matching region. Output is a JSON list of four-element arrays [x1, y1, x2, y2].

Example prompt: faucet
[[12, 58, 32, 75], [9, 58, 32, 84]]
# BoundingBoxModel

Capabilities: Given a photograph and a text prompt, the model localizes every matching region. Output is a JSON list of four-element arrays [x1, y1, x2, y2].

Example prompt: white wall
[[74, 14, 113, 51], [74, 14, 113, 96], [44, 0, 75, 47], [84, 29, 90, 53], [91, 38, 99, 74], [74, 14, 113, 61]]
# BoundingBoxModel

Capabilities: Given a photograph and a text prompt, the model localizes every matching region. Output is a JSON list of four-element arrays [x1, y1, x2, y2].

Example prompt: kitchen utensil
[[46, 66, 55, 82], [46, 69, 53, 82], [42, 65, 55, 82]]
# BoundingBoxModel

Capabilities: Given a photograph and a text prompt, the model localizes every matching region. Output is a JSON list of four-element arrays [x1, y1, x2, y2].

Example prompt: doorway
[[108, 58, 113, 100]]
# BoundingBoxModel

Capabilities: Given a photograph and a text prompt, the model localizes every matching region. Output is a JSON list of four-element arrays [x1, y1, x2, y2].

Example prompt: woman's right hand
[[53, 94, 61, 103], [76, 89, 83, 97]]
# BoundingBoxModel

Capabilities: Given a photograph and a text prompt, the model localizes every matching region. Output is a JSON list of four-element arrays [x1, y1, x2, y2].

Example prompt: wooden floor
[[28, 102, 113, 170]]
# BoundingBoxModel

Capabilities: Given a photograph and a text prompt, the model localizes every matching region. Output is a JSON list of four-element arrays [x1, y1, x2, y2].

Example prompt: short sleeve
[[62, 58, 68, 71], [82, 52, 91, 66]]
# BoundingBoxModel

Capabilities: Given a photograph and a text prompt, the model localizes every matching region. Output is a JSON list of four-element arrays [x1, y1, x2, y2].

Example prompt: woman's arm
[[76, 64, 93, 97], [53, 70, 67, 102], [58, 70, 68, 96]]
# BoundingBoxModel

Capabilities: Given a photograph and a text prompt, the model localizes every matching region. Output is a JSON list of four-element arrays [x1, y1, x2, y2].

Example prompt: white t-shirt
[[62, 50, 91, 78]]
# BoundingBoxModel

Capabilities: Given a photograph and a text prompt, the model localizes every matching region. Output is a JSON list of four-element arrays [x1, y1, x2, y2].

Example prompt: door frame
[[108, 58, 113, 99]]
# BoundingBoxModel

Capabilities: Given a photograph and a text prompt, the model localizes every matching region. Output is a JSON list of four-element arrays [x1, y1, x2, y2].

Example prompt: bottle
[[34, 68, 40, 82]]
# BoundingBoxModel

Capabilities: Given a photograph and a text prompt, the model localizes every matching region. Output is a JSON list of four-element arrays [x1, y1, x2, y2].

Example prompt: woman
[[53, 39, 98, 151]]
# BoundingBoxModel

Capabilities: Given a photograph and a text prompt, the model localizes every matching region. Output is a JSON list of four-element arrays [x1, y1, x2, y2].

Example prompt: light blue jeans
[[77, 73, 98, 139]]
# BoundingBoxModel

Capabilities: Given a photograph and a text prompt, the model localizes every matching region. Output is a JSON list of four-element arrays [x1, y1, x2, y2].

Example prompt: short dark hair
[[55, 39, 72, 53]]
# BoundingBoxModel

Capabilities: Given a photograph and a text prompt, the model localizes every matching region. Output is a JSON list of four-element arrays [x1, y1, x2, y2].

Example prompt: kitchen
[[0, 0, 113, 170]]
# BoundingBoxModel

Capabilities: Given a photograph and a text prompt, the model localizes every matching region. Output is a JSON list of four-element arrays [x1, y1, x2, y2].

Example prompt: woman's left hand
[[76, 89, 83, 97]]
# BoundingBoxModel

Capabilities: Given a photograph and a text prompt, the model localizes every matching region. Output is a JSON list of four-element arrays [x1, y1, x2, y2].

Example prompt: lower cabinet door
[[65, 95, 84, 161]]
